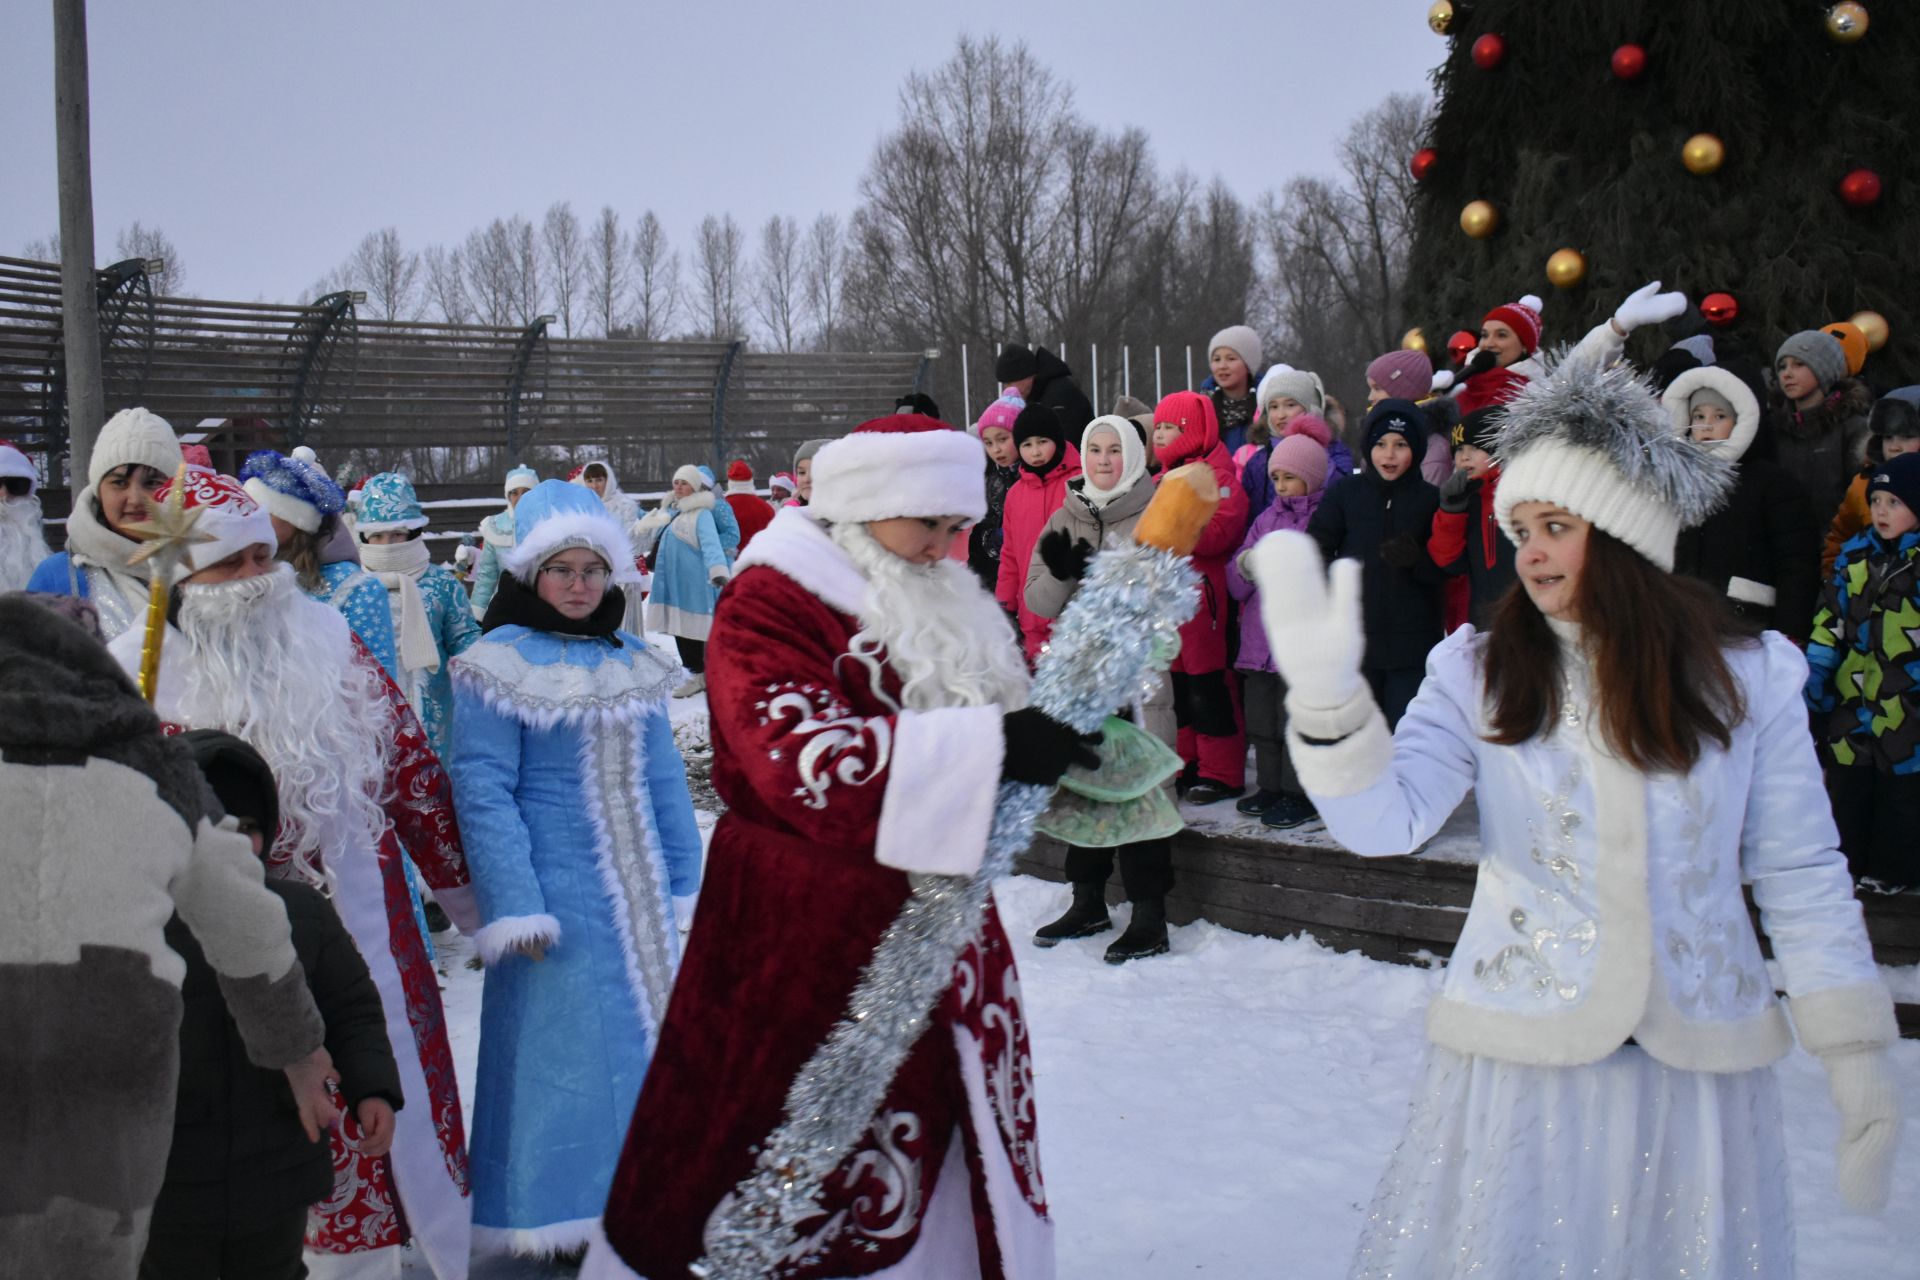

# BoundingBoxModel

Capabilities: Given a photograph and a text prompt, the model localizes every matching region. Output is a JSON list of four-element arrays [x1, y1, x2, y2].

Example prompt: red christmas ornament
[[1410, 148, 1439, 181], [1610, 43, 1648, 80], [1700, 292, 1740, 328], [1472, 33, 1507, 70], [1838, 167, 1882, 208], [1447, 329, 1479, 364]]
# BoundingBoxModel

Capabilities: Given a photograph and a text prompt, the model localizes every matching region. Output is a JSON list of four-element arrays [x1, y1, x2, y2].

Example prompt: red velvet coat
[[725, 490, 776, 553], [1152, 393, 1249, 674], [598, 510, 1051, 1279]]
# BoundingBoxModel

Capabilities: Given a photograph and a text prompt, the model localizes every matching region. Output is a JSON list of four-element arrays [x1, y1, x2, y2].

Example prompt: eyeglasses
[[2, 477, 30, 498], [538, 564, 611, 586]]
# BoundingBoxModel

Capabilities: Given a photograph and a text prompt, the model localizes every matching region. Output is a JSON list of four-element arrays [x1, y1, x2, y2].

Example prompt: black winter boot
[[1104, 897, 1169, 963], [1033, 881, 1112, 947]]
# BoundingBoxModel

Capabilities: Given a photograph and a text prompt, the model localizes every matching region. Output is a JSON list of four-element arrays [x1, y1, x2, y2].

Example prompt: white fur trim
[[242, 477, 323, 534], [351, 513, 430, 533], [875, 706, 1004, 877], [673, 463, 709, 490], [577, 713, 680, 1040], [1632, 966, 1793, 1072], [951, 1027, 1056, 1274], [1494, 441, 1683, 570], [501, 508, 643, 585], [474, 913, 562, 966], [474, 1216, 600, 1258], [1727, 576, 1778, 608], [579, 1219, 646, 1279], [809, 429, 988, 524], [734, 507, 869, 617], [643, 600, 714, 642], [450, 636, 682, 732], [1662, 366, 1761, 462], [1285, 695, 1392, 799], [1789, 982, 1899, 1056], [726, 478, 758, 495]]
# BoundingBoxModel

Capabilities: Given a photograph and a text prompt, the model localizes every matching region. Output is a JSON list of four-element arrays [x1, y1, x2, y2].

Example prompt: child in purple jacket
[[1226, 430, 1331, 828]]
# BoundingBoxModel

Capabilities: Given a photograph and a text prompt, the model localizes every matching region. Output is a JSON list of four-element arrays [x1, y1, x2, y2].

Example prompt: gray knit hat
[[793, 437, 835, 471], [1775, 330, 1847, 392]]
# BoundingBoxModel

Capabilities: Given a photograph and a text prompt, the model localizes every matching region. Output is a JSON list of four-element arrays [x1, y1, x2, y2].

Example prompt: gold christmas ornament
[[1546, 248, 1588, 289], [1826, 3, 1869, 42], [1459, 200, 1500, 239], [1849, 310, 1889, 353], [1401, 328, 1429, 354], [1681, 133, 1726, 175], [1427, 0, 1455, 35]]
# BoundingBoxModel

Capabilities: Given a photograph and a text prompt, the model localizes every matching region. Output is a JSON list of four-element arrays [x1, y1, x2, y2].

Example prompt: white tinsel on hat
[[1492, 349, 1735, 571]]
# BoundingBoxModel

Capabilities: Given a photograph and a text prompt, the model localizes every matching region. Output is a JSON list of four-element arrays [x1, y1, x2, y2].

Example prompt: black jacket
[[1029, 347, 1094, 436], [153, 880, 401, 1231], [1673, 456, 1820, 638], [1307, 466, 1445, 670], [1761, 378, 1873, 524]]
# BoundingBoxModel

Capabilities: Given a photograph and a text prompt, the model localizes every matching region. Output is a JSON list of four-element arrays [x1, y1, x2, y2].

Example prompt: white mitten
[[1821, 1048, 1901, 1213], [1245, 530, 1365, 714], [1612, 280, 1688, 334]]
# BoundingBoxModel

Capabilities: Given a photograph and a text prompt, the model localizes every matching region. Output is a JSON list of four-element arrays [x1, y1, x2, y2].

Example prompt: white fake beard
[[828, 521, 1030, 713], [173, 563, 391, 884], [0, 496, 49, 589]]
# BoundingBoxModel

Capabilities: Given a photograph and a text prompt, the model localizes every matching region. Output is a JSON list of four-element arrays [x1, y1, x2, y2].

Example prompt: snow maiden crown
[[500, 478, 642, 586], [1492, 350, 1735, 572], [354, 472, 429, 533], [809, 415, 987, 524], [240, 447, 345, 533]]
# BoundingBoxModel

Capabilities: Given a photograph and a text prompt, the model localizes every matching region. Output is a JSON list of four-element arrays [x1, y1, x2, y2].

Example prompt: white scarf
[[61, 487, 155, 638], [359, 537, 440, 676]]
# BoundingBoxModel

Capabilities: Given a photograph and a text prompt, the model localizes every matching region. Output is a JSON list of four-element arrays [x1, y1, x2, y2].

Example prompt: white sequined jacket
[[1291, 624, 1894, 1073]]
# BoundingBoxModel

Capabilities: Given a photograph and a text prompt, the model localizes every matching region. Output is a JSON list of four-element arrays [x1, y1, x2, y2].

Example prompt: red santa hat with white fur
[[808, 416, 987, 524]]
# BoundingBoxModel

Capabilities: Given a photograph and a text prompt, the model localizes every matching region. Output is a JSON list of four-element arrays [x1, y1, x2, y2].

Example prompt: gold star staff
[[122, 464, 213, 703]]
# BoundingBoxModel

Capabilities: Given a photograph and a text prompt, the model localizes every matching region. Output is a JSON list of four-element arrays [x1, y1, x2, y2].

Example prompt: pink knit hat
[[1282, 413, 1333, 448], [1268, 433, 1330, 493], [1366, 350, 1435, 400], [971, 392, 1025, 438]]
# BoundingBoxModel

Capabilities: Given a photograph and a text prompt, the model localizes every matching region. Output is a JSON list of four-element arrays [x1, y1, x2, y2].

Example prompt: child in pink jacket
[[996, 403, 1082, 662]]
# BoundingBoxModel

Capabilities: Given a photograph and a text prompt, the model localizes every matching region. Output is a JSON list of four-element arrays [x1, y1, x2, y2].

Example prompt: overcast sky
[[3, 0, 1443, 306]]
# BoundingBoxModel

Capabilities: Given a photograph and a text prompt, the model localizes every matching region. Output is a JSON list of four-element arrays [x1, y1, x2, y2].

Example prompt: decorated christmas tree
[[1402, 1, 1917, 385]]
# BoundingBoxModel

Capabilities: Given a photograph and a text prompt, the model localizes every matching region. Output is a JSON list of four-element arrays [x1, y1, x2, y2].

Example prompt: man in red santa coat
[[586, 416, 1097, 1279], [108, 469, 480, 1280]]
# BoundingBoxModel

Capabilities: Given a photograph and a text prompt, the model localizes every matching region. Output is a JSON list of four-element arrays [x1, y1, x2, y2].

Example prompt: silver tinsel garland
[[692, 541, 1199, 1278]]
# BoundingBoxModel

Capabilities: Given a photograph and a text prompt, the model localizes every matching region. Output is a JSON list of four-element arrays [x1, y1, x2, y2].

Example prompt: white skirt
[[1348, 1045, 1794, 1279]]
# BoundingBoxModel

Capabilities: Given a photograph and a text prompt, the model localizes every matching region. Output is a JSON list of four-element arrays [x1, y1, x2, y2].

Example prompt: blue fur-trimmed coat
[[447, 624, 703, 1251]]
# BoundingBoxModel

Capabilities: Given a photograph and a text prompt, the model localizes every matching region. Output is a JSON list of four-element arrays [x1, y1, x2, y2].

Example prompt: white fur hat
[[90, 407, 183, 489], [809, 415, 986, 525]]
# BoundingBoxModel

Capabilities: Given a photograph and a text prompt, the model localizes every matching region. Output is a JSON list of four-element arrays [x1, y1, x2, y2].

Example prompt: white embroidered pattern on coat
[[1663, 779, 1765, 1015], [757, 681, 891, 810], [1475, 755, 1597, 1001], [581, 714, 680, 1038]]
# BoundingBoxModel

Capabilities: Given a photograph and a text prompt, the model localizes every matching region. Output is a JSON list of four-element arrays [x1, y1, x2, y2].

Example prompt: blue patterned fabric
[[407, 565, 482, 760], [306, 561, 401, 681], [448, 625, 701, 1241], [356, 472, 428, 531]]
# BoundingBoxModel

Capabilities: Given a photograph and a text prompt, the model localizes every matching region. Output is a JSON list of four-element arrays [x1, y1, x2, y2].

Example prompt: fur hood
[[1662, 366, 1763, 463]]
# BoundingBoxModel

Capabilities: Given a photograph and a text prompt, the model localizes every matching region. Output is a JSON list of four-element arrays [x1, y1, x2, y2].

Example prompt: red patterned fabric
[[600, 567, 1047, 1276]]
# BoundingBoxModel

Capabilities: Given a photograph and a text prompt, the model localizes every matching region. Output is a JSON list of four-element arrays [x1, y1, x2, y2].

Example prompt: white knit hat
[[809, 415, 986, 525], [90, 407, 183, 489], [1256, 365, 1326, 416], [1208, 325, 1264, 379], [1493, 354, 1734, 572]]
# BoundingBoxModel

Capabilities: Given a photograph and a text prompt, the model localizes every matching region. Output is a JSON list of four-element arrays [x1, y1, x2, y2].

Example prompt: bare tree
[[541, 201, 585, 336], [115, 221, 185, 293], [754, 215, 803, 352], [801, 213, 844, 350], [630, 210, 680, 340], [339, 227, 421, 320], [585, 206, 629, 337], [22, 233, 62, 263], [461, 215, 543, 326], [422, 244, 473, 323], [693, 213, 746, 340], [509, 216, 544, 325]]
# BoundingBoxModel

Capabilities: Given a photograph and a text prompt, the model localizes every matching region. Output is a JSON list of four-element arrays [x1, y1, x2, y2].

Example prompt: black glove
[[1378, 531, 1427, 570], [1458, 347, 1499, 382], [1437, 468, 1476, 513], [1000, 707, 1103, 787], [1037, 528, 1095, 582]]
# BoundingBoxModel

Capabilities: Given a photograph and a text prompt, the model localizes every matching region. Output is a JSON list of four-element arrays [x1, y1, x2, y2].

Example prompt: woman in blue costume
[[241, 446, 400, 677], [633, 463, 731, 698], [448, 478, 704, 1259], [470, 464, 539, 620], [356, 472, 482, 759]]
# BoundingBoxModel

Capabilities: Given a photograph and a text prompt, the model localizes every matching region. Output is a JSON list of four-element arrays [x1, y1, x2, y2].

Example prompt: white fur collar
[[733, 507, 867, 618]]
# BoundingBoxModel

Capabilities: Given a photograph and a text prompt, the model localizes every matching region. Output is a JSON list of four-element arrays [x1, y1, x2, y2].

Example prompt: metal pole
[[1155, 346, 1163, 402], [1090, 344, 1099, 417], [1123, 346, 1131, 399], [53, 0, 104, 486], [1185, 345, 1194, 391], [961, 342, 971, 425]]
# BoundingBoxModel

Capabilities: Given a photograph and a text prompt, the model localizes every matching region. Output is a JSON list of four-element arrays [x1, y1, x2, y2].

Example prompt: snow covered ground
[[420, 872, 1918, 1278]]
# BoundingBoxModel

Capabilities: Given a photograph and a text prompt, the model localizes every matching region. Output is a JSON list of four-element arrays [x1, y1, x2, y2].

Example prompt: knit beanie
[[794, 437, 835, 472], [1483, 295, 1544, 355], [972, 392, 1026, 439], [1255, 366, 1325, 417], [895, 391, 942, 419], [1450, 407, 1504, 454], [1776, 330, 1847, 392], [1494, 355, 1733, 571], [1282, 413, 1332, 448], [1867, 453, 1920, 518], [1821, 323, 1869, 377], [1870, 388, 1920, 439], [89, 406, 183, 489], [994, 343, 1038, 384], [1687, 385, 1736, 420], [1363, 398, 1428, 457], [1366, 350, 1435, 401], [809, 415, 987, 524], [1208, 325, 1264, 380], [1268, 433, 1330, 494], [1013, 403, 1065, 450]]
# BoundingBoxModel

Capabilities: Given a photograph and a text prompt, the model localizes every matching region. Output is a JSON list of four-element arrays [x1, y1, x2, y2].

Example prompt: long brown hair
[[276, 516, 336, 592], [1483, 528, 1757, 773]]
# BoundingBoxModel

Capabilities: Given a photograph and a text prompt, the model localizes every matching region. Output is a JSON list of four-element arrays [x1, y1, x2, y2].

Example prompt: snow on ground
[[415, 873, 1919, 1278]]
